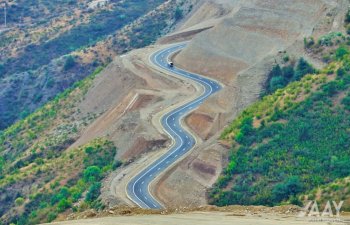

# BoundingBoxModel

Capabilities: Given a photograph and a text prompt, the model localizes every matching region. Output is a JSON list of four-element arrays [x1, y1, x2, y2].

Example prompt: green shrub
[[83, 166, 102, 183], [304, 37, 315, 48], [264, 58, 313, 95], [47, 212, 57, 222], [342, 94, 350, 110], [337, 68, 346, 77], [63, 55, 76, 71], [293, 58, 315, 81], [57, 198, 72, 213], [345, 9, 350, 24], [15, 197, 25, 206], [174, 7, 183, 20], [269, 76, 286, 92], [272, 176, 304, 202], [335, 46, 349, 60], [85, 182, 101, 202]]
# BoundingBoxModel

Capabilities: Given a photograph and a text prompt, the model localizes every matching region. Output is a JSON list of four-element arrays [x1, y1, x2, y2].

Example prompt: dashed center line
[[128, 44, 221, 210]]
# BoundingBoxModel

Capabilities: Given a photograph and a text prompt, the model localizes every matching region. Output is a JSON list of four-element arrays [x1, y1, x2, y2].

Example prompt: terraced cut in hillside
[[174, 0, 331, 83], [209, 38, 350, 210]]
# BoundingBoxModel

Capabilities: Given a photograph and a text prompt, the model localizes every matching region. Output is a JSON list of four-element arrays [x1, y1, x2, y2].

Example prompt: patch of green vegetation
[[175, 7, 183, 20], [0, 0, 184, 131], [345, 8, 350, 35], [211, 45, 350, 208], [1, 0, 165, 77], [0, 66, 104, 170], [263, 58, 315, 96], [304, 32, 346, 51], [302, 178, 350, 212], [63, 55, 76, 71], [0, 66, 104, 220], [7, 139, 120, 225]]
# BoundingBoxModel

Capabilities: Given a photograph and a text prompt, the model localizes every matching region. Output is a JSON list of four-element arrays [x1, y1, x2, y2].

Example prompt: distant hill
[[0, 0, 186, 130]]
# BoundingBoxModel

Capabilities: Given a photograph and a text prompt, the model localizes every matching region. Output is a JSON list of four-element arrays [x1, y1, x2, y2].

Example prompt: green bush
[[0, 64, 4, 77], [272, 176, 304, 202], [264, 58, 313, 95], [304, 37, 315, 48], [63, 55, 76, 71], [293, 58, 315, 81], [335, 46, 349, 60], [342, 94, 350, 110], [57, 198, 72, 213], [83, 166, 102, 183], [47, 212, 57, 222], [85, 182, 101, 202], [15, 197, 25, 206], [174, 7, 183, 20], [345, 9, 350, 24]]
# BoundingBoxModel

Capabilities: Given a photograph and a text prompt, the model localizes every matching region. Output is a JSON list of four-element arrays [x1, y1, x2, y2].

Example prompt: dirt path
[[48, 211, 340, 225]]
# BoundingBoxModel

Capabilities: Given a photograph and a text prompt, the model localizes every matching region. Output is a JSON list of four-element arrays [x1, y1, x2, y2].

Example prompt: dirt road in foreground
[[47, 211, 347, 225]]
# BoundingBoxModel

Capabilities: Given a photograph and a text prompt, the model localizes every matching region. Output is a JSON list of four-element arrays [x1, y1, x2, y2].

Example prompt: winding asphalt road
[[126, 43, 222, 209]]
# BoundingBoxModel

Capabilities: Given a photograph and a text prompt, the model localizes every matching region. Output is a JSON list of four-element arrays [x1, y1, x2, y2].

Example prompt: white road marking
[[129, 43, 221, 209]]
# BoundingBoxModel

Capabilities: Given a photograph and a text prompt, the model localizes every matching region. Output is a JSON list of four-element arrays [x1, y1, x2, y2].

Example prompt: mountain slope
[[151, 0, 348, 207], [0, 1, 197, 223], [0, 0, 191, 130], [209, 35, 350, 210]]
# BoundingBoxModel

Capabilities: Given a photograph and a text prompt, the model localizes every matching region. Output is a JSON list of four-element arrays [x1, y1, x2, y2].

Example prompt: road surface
[[126, 43, 222, 209]]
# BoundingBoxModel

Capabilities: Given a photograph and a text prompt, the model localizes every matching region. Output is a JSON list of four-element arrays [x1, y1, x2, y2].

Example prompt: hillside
[[209, 33, 350, 210], [0, 0, 196, 223], [151, 0, 349, 208], [1, 0, 350, 224], [0, 67, 120, 224], [0, 0, 192, 130]]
